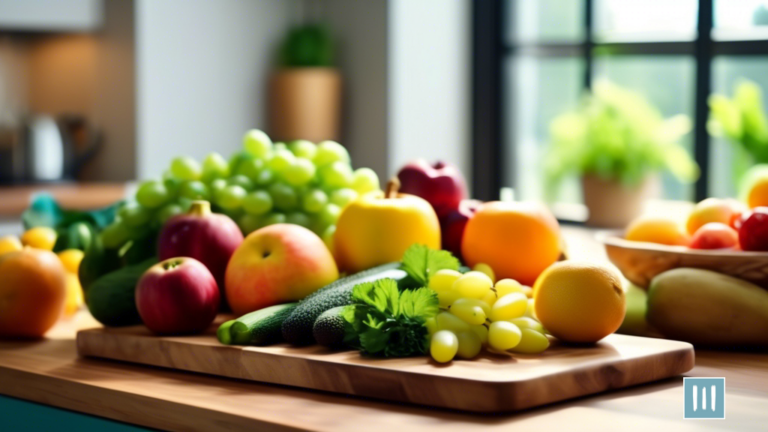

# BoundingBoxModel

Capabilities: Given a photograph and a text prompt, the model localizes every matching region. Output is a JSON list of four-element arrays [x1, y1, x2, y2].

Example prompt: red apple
[[689, 222, 739, 250], [397, 160, 467, 217], [739, 207, 768, 251], [440, 199, 482, 260], [136, 257, 220, 335], [158, 200, 243, 296]]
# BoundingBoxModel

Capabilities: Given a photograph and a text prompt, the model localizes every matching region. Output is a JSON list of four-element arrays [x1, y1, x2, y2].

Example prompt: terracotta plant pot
[[269, 68, 341, 142], [582, 175, 657, 228]]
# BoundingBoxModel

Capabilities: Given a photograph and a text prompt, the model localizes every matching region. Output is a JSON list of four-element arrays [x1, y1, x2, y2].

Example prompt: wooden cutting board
[[76, 321, 694, 413]]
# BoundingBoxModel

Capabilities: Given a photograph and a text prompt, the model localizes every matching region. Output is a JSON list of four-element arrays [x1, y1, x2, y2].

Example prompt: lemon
[[533, 261, 625, 343], [57, 249, 85, 274], [21, 227, 58, 251], [0, 235, 23, 256]]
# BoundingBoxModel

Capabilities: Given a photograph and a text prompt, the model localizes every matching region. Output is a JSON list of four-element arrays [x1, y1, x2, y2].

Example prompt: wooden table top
[[0, 183, 125, 217], [1, 227, 767, 431]]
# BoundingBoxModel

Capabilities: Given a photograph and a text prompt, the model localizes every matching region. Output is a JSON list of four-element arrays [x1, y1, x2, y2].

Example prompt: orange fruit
[[0, 235, 23, 256], [746, 176, 768, 209], [57, 249, 85, 274], [462, 201, 560, 286], [686, 198, 745, 235], [625, 217, 689, 246], [20, 226, 57, 251], [534, 261, 625, 343], [0, 247, 66, 338]]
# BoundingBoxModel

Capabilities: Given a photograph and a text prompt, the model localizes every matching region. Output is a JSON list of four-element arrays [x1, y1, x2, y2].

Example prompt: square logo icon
[[684, 377, 726, 419]]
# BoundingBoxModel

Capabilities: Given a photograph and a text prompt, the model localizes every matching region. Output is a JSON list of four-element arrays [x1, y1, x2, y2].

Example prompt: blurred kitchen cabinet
[[0, 0, 103, 32]]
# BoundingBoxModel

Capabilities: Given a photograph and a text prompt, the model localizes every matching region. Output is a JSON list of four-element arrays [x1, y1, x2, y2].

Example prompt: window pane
[[592, 56, 696, 200], [594, 0, 698, 42], [710, 57, 768, 198], [713, 0, 768, 40], [505, 56, 585, 203], [505, 0, 585, 44]]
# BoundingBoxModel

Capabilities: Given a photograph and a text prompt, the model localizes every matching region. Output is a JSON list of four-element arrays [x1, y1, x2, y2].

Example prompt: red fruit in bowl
[[136, 257, 220, 335], [739, 207, 768, 251], [689, 222, 739, 250], [158, 200, 243, 295], [440, 199, 482, 260], [397, 160, 467, 217]]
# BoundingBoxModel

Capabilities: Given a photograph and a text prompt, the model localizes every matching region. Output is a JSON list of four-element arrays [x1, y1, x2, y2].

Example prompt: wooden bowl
[[600, 232, 768, 290]]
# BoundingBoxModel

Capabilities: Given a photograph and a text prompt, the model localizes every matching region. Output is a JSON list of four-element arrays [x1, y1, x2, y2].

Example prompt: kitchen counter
[[1, 227, 767, 431], [0, 183, 126, 218]]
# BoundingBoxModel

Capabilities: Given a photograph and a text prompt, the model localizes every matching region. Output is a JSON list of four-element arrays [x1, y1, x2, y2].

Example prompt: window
[[473, 0, 768, 212]]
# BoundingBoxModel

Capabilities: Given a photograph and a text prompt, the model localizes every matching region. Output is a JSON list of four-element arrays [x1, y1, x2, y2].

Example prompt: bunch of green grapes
[[425, 268, 549, 363], [99, 129, 381, 251]]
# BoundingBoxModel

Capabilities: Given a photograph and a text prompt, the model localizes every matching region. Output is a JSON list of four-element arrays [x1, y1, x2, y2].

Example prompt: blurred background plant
[[543, 80, 699, 200], [280, 23, 335, 68], [708, 79, 768, 191]]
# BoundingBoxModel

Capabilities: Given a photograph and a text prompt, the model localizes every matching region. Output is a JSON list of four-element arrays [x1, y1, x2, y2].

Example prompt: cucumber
[[229, 303, 298, 345], [86, 257, 156, 327], [282, 262, 408, 345], [313, 306, 349, 348], [217, 320, 236, 345]]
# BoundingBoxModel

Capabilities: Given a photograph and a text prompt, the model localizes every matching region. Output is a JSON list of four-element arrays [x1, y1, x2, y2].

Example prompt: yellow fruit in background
[[63, 273, 84, 317], [21, 227, 57, 251], [534, 261, 625, 343], [625, 217, 689, 246], [57, 249, 85, 274], [0, 235, 23, 256]]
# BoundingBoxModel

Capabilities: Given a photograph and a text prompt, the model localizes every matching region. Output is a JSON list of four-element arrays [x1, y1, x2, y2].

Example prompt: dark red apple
[[440, 199, 482, 260], [158, 200, 243, 296], [136, 257, 220, 334], [739, 207, 768, 251], [690, 222, 738, 250], [397, 160, 467, 217]]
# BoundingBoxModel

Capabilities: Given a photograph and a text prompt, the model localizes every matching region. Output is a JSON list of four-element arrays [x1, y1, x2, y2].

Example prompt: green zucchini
[[229, 303, 298, 345]]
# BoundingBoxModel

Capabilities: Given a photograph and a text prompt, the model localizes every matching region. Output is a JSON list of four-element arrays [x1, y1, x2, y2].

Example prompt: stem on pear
[[385, 177, 401, 199], [188, 200, 212, 217]]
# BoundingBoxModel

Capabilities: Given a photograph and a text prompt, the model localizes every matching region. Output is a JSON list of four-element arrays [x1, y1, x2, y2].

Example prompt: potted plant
[[544, 80, 699, 228], [269, 23, 340, 142], [708, 79, 768, 194]]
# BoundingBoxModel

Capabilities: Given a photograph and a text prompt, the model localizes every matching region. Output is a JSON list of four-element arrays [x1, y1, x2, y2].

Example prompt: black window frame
[[472, 0, 768, 203]]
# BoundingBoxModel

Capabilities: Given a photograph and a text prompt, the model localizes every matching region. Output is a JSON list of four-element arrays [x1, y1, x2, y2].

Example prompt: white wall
[[135, 0, 297, 179], [388, 0, 472, 183]]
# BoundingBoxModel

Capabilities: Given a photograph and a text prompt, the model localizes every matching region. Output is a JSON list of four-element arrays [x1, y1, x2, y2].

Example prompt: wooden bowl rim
[[596, 230, 768, 259]]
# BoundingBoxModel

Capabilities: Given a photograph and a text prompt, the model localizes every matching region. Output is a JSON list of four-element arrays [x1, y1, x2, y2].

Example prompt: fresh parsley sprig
[[400, 244, 460, 287]]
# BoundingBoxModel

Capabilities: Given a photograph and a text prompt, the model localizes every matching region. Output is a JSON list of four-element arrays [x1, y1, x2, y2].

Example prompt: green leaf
[[400, 244, 460, 286]]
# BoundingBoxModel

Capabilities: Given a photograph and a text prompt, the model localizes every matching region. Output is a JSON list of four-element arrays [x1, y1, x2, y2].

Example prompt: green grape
[[177, 198, 193, 212], [238, 213, 262, 234], [273, 142, 287, 151], [254, 168, 275, 186], [100, 222, 130, 249], [452, 272, 493, 299], [288, 139, 317, 159], [268, 148, 296, 173], [314, 140, 351, 166], [242, 129, 273, 158], [302, 189, 328, 213], [426, 317, 438, 336], [509, 317, 545, 333], [488, 321, 522, 351], [228, 174, 254, 191], [450, 298, 487, 326], [321, 224, 335, 252], [236, 157, 265, 181], [495, 279, 526, 297], [136, 180, 170, 208], [262, 212, 287, 226], [510, 329, 549, 354], [286, 212, 311, 228], [430, 330, 458, 363], [209, 178, 228, 200], [202, 152, 230, 181], [318, 203, 341, 226], [318, 161, 354, 188], [351, 168, 380, 194], [470, 324, 488, 345], [428, 269, 462, 293], [268, 182, 299, 211], [329, 188, 358, 208], [283, 158, 316, 187], [489, 293, 528, 322], [242, 190, 273, 215], [228, 151, 255, 176], [179, 180, 210, 200], [217, 185, 247, 210], [456, 331, 482, 359], [156, 203, 183, 226], [454, 297, 491, 316], [119, 202, 153, 228], [436, 311, 470, 333], [170, 156, 202, 181], [438, 290, 461, 309], [163, 177, 182, 198]]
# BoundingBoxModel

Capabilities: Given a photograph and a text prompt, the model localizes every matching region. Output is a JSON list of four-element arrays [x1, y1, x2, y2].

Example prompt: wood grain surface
[[602, 234, 768, 289], [76, 321, 694, 413]]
